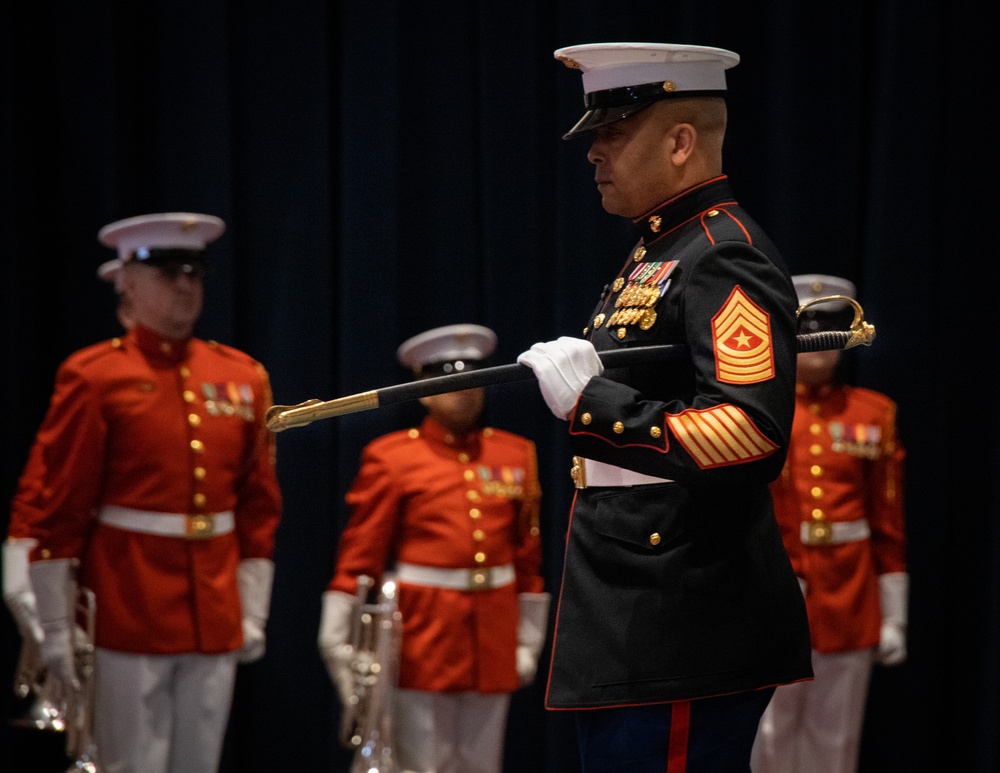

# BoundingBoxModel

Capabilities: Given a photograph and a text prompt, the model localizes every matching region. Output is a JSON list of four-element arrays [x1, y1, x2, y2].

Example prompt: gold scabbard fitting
[[266, 391, 380, 432]]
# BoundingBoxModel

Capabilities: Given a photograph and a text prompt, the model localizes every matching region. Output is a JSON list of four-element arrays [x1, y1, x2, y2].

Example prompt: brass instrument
[[341, 574, 402, 773], [11, 632, 68, 733], [10, 565, 100, 772], [64, 586, 98, 772]]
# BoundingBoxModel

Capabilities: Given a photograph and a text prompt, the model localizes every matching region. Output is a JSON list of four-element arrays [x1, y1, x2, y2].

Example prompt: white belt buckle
[[185, 513, 215, 539], [468, 567, 491, 590], [806, 520, 833, 545]]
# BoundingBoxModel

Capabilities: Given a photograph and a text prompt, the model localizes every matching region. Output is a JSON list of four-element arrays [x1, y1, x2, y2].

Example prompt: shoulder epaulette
[[64, 338, 129, 370], [849, 386, 897, 414], [365, 428, 422, 454], [701, 205, 753, 245], [482, 427, 536, 453], [203, 339, 265, 371]]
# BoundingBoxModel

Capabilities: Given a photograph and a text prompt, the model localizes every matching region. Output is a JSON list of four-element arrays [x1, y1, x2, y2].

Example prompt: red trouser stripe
[[667, 700, 691, 773]]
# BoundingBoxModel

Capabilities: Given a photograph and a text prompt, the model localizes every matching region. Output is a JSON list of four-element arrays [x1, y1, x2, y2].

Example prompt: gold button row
[[182, 366, 206, 514]]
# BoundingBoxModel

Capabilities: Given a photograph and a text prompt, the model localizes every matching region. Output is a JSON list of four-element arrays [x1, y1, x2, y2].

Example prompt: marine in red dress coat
[[753, 274, 908, 773], [772, 380, 906, 653], [319, 324, 548, 773], [331, 414, 543, 692], [20, 323, 282, 654], [19, 212, 282, 773]]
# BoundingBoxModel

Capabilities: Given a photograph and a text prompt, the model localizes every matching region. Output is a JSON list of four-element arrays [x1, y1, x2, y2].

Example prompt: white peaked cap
[[397, 324, 498, 374], [792, 273, 857, 310], [98, 212, 225, 261]]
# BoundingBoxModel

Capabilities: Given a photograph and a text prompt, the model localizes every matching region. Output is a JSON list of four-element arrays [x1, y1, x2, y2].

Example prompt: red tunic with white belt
[[770, 381, 906, 653], [17, 324, 282, 654], [329, 416, 544, 694]]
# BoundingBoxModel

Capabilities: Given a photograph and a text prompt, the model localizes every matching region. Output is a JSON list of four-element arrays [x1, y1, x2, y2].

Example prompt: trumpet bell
[[66, 746, 98, 773], [10, 692, 67, 732]]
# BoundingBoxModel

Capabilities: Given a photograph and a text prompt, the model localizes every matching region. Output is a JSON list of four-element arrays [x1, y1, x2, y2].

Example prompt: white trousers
[[393, 688, 511, 773], [93, 648, 238, 773], [752, 648, 875, 773]]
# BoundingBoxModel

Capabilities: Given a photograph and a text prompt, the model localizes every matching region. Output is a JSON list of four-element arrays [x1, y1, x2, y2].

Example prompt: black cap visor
[[563, 102, 653, 139], [563, 83, 727, 139], [130, 248, 206, 277]]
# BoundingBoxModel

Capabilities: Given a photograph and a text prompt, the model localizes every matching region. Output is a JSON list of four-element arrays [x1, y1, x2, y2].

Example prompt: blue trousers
[[576, 688, 776, 773]]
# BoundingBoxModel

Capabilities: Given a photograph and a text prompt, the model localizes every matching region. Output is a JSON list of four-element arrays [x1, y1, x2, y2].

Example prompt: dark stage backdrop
[[1, 2, 997, 772]]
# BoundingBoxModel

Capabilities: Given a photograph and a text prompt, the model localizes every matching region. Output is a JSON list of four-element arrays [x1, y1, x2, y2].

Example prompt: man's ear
[[668, 123, 697, 165], [118, 263, 136, 294]]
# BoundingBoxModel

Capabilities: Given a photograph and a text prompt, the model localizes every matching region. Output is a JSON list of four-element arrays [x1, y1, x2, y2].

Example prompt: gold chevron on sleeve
[[711, 286, 775, 384], [666, 404, 779, 469]]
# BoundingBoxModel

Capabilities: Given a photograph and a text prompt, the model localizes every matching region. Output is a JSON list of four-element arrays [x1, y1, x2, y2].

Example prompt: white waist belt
[[395, 562, 515, 591], [800, 518, 870, 546], [572, 456, 673, 488], [98, 505, 235, 539]]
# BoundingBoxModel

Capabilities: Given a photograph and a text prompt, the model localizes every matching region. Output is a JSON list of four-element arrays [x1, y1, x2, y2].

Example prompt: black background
[[2, 2, 996, 771]]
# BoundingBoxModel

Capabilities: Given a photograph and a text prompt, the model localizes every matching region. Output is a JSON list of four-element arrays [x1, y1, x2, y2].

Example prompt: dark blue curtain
[[2, 2, 996, 772]]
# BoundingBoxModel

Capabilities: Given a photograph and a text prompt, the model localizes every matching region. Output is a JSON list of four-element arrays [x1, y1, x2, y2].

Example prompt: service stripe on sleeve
[[667, 404, 779, 469]]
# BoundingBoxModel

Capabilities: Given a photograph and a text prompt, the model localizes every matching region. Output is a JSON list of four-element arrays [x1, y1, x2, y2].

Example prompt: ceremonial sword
[[266, 297, 874, 433]]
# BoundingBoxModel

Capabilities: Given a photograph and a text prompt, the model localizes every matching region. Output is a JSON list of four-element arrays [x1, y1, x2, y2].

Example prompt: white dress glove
[[515, 592, 551, 687], [3, 539, 44, 645], [876, 571, 908, 666], [237, 558, 274, 664], [318, 590, 358, 710], [517, 337, 604, 419], [28, 559, 79, 689]]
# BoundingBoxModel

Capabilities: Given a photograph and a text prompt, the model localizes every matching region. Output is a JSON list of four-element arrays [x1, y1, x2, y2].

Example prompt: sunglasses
[[155, 262, 206, 280], [130, 248, 207, 280]]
